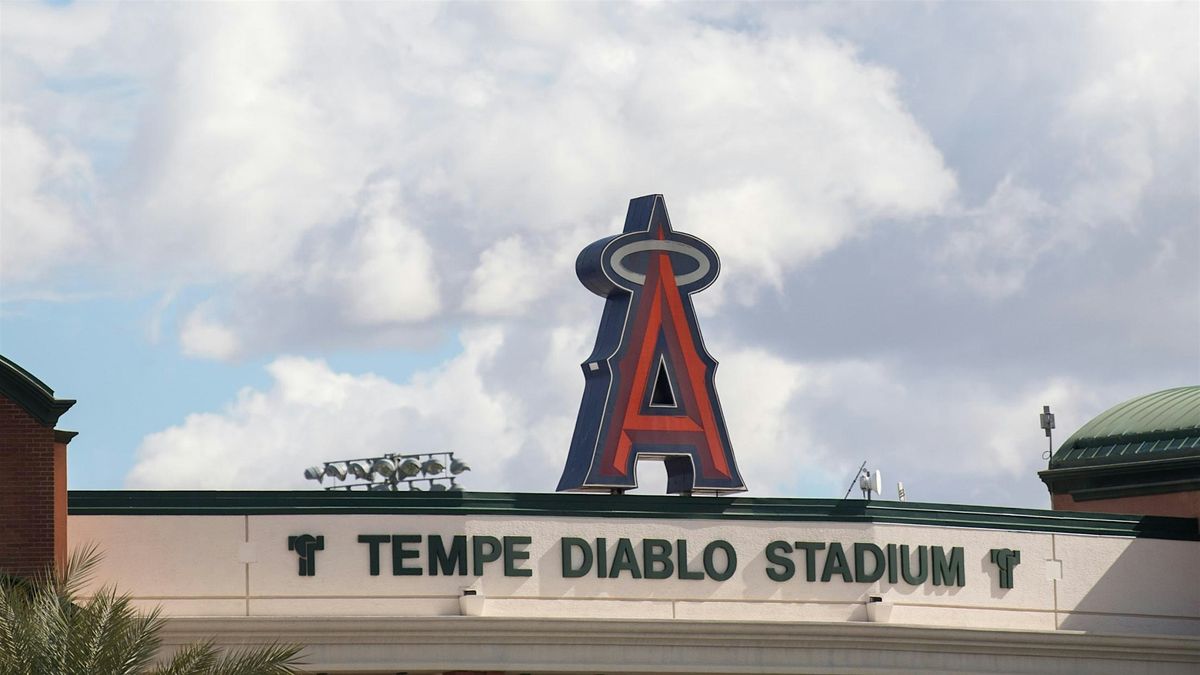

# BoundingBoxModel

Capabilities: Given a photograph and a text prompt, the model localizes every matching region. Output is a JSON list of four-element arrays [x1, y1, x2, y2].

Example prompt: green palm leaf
[[0, 548, 304, 675]]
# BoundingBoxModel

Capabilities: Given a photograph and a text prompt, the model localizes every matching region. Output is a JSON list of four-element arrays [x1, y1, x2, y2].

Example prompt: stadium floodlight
[[371, 458, 396, 477], [347, 460, 373, 481], [397, 458, 422, 477], [303, 451, 468, 493]]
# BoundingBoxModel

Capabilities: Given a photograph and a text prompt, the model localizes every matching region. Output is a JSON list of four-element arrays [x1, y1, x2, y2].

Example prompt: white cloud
[[319, 180, 442, 326], [462, 236, 554, 317], [2, 2, 955, 352], [715, 347, 822, 493], [0, 2, 116, 72], [934, 2, 1197, 299], [0, 108, 95, 282], [179, 304, 240, 361], [164, 178, 445, 359], [8, 3, 1194, 508], [129, 327, 520, 489], [708, 346, 1125, 504], [1056, 4, 1196, 227], [132, 313, 1121, 507], [936, 177, 1055, 298]]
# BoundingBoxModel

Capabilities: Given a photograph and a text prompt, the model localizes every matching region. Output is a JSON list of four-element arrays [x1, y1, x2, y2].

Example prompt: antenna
[[859, 469, 882, 501], [841, 460, 867, 500], [896, 482, 906, 501], [1040, 405, 1056, 463]]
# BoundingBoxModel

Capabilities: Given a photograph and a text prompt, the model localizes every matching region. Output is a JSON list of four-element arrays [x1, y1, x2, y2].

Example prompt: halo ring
[[610, 240, 711, 287]]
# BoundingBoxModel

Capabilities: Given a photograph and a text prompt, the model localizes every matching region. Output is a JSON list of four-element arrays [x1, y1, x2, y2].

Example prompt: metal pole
[[842, 460, 867, 500]]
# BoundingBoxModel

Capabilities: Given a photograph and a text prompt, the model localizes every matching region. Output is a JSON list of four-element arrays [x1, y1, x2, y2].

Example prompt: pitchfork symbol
[[990, 548, 1021, 589], [288, 534, 325, 577]]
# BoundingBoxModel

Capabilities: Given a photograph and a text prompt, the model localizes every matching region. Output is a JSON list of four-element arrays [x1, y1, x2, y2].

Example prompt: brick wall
[[0, 397, 60, 578], [1052, 490, 1200, 520]]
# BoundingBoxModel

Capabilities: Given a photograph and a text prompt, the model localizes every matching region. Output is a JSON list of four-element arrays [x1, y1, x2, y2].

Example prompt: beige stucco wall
[[68, 513, 1199, 637]]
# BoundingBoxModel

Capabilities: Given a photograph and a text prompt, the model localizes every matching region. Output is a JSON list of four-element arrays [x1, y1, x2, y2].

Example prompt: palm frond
[[55, 542, 103, 597], [0, 547, 301, 675], [207, 641, 305, 675], [153, 639, 219, 675]]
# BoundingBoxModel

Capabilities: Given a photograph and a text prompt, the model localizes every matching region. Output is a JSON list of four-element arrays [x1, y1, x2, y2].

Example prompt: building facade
[[63, 490, 1199, 673], [2, 195, 1198, 672]]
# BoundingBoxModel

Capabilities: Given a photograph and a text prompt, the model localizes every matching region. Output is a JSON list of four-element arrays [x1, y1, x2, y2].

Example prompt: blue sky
[[3, 291, 460, 487], [1, 2, 1196, 506]]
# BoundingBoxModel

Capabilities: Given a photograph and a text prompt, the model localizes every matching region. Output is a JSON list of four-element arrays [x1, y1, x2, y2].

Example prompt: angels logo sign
[[558, 195, 746, 494]]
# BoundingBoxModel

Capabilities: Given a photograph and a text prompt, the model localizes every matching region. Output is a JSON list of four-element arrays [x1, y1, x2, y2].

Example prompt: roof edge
[[1054, 386, 1200, 458], [67, 490, 1200, 541], [0, 355, 76, 427], [1066, 427, 1200, 451]]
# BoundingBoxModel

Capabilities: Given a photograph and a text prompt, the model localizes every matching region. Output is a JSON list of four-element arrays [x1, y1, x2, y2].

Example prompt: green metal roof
[[68, 490, 1199, 540], [1050, 386, 1200, 469]]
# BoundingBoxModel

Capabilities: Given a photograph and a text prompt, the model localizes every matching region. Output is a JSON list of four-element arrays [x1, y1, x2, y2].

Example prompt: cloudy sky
[[2, 1, 1196, 507]]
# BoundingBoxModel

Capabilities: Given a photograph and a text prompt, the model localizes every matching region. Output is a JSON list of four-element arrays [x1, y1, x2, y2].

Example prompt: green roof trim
[[68, 491, 1199, 541], [0, 354, 76, 427], [54, 429, 79, 444], [1051, 386, 1200, 469], [1039, 455, 1200, 503]]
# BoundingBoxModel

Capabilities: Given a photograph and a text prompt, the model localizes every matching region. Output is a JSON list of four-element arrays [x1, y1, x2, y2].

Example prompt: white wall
[[69, 513, 1200, 636]]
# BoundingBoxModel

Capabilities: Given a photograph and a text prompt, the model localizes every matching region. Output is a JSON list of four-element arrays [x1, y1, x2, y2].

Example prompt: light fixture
[[303, 452, 469, 492], [371, 458, 396, 477], [397, 458, 421, 477], [347, 461, 373, 481]]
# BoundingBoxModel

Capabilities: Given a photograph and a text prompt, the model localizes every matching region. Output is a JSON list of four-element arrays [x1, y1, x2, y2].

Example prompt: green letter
[[794, 542, 826, 581], [765, 541, 795, 582], [472, 536, 501, 576], [561, 537, 592, 578], [429, 535, 467, 576], [503, 536, 532, 577], [676, 540, 704, 580], [608, 538, 642, 579], [595, 538, 608, 578], [703, 540, 737, 581], [931, 546, 964, 587], [358, 534, 390, 576], [854, 543, 885, 583], [886, 544, 898, 583], [392, 534, 422, 576], [821, 542, 853, 582], [900, 544, 928, 585], [643, 539, 674, 579]]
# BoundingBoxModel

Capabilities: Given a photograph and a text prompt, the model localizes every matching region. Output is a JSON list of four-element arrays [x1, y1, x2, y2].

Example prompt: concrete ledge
[[159, 616, 1200, 674]]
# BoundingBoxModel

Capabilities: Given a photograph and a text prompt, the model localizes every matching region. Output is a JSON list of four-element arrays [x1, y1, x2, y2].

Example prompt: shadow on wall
[[1056, 533, 1199, 636]]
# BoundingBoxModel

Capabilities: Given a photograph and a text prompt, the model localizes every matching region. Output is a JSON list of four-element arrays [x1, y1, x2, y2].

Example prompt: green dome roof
[[1050, 386, 1200, 469]]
